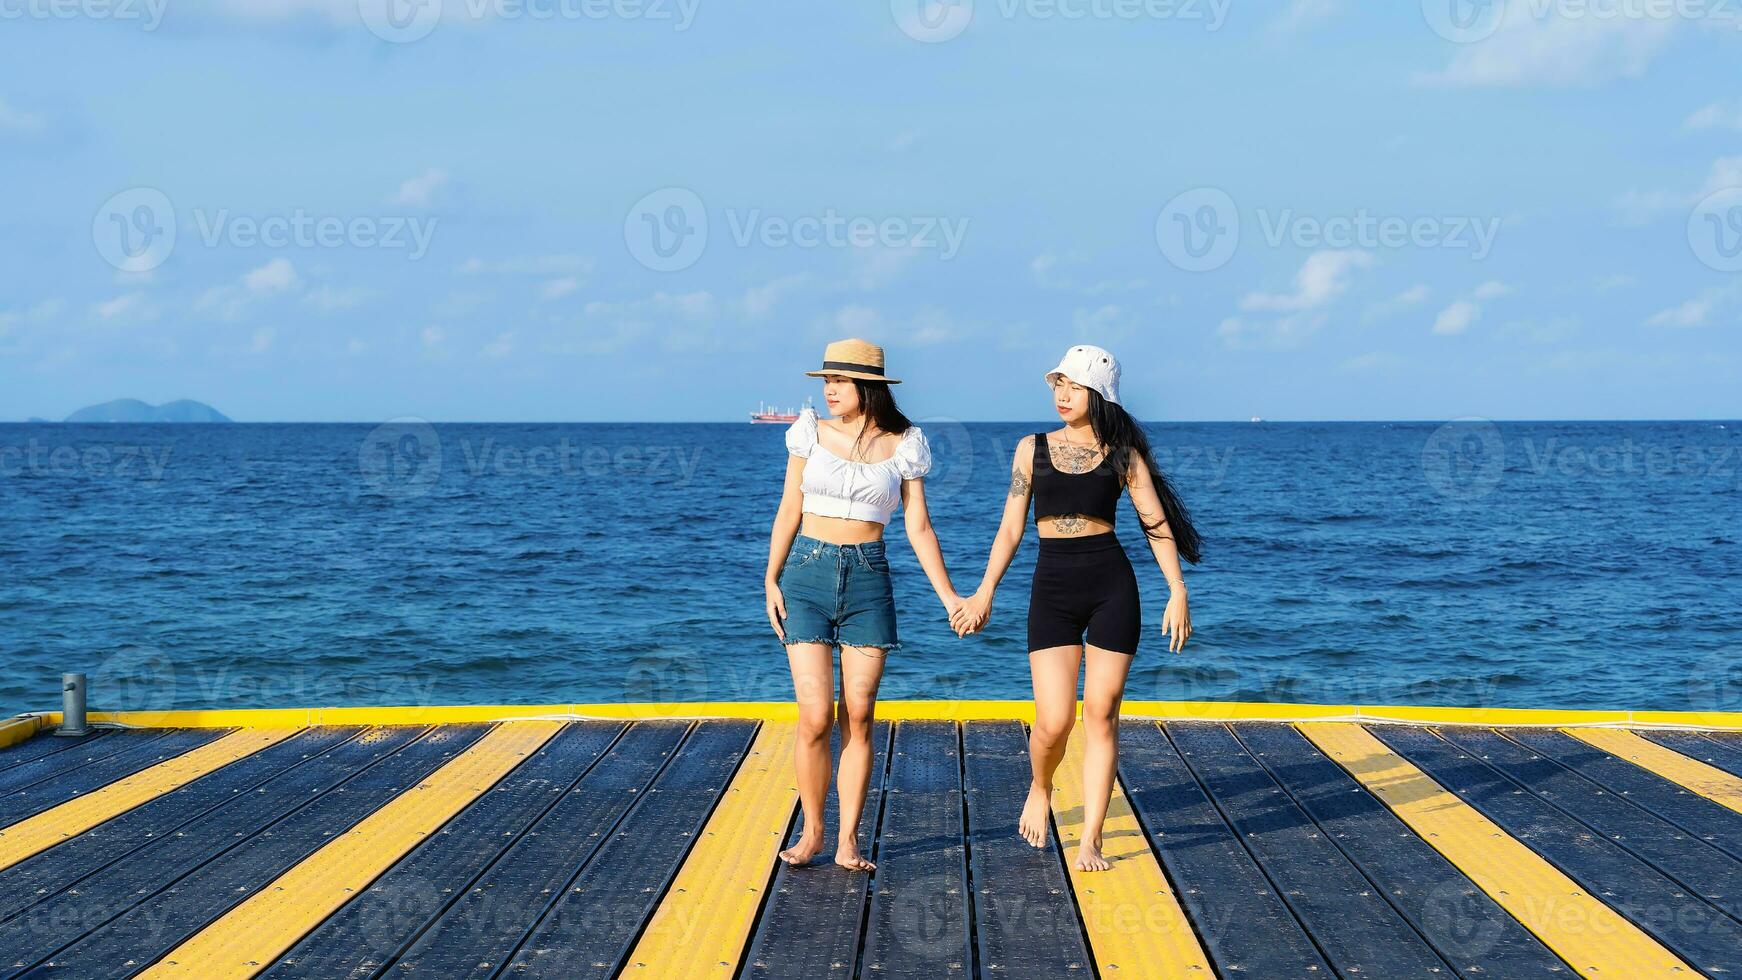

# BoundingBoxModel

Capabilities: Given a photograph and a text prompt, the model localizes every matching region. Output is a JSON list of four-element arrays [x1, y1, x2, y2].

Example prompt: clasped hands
[[945, 589, 992, 638]]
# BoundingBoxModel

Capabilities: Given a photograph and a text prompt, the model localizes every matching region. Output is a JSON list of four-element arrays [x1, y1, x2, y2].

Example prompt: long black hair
[[1086, 390, 1202, 565], [847, 379, 913, 454]]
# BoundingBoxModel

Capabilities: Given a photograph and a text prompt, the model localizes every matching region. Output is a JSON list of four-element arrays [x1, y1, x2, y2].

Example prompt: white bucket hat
[[1044, 344, 1121, 405]]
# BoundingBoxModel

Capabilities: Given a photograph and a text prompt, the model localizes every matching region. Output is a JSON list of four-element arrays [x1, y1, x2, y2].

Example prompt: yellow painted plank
[[1052, 725, 1212, 976], [1568, 727, 1742, 816], [0, 727, 299, 872], [139, 721, 564, 980], [0, 716, 47, 751], [622, 722, 798, 977], [1299, 722, 1696, 977]]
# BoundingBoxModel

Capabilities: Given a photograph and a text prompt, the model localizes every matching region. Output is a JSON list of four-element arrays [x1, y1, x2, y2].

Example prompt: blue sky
[[1, 0, 1739, 421]]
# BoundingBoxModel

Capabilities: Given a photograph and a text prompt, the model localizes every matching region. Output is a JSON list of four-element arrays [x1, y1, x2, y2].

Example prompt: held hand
[[951, 589, 991, 636], [1161, 590, 1191, 653], [766, 581, 787, 642]]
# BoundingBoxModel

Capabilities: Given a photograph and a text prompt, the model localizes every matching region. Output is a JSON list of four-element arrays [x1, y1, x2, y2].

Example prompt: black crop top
[[1030, 432, 1123, 525]]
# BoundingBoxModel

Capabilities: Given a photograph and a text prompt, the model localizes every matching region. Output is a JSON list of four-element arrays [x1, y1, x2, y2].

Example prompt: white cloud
[[1217, 313, 1326, 350], [482, 331, 516, 358], [197, 259, 301, 320], [250, 327, 275, 353], [850, 244, 920, 290], [1416, 7, 1678, 88], [829, 304, 882, 335], [1032, 252, 1147, 295], [540, 277, 580, 301], [1365, 283, 1430, 321], [1594, 273, 1637, 292], [583, 291, 718, 325], [887, 130, 921, 151], [420, 326, 447, 357], [1072, 304, 1130, 340], [303, 285, 371, 313], [1239, 250, 1373, 312], [1432, 299, 1481, 335], [1615, 156, 1742, 224], [391, 168, 448, 208], [1472, 280, 1512, 300], [458, 254, 592, 277], [1338, 351, 1407, 374], [0, 97, 45, 137], [1646, 284, 1737, 327], [739, 274, 807, 319], [1271, 0, 1341, 33], [346, 337, 368, 356], [1685, 100, 1742, 130], [91, 293, 157, 322], [244, 257, 299, 293]]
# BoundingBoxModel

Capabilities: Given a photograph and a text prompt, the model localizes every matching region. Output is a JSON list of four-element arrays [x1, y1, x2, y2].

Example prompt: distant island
[[62, 399, 232, 423]]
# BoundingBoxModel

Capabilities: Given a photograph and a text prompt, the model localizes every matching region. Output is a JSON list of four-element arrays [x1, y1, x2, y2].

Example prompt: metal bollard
[[56, 673, 90, 737]]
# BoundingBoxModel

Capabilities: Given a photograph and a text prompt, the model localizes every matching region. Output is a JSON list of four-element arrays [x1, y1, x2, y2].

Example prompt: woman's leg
[[780, 641, 834, 865], [1021, 643, 1083, 848], [835, 644, 887, 870], [1073, 644, 1134, 871]]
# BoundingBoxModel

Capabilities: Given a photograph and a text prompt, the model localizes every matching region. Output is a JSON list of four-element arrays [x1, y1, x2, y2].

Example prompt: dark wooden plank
[[1373, 724, 1742, 977], [859, 720, 971, 978], [0, 727, 360, 924], [1440, 726, 1742, 924], [496, 719, 755, 979], [0, 729, 225, 828], [959, 720, 1089, 979], [742, 721, 892, 980], [376, 720, 692, 977], [1168, 721, 1452, 978], [0, 725, 406, 977], [262, 721, 625, 979], [0, 729, 167, 800], [17, 725, 487, 979], [0, 730, 112, 774], [1121, 722, 1329, 976], [1505, 727, 1742, 863], [1234, 723, 1569, 977], [1641, 729, 1742, 778]]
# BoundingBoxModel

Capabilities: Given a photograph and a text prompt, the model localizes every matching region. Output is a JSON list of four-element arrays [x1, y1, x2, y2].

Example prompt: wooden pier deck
[[2, 701, 1741, 978]]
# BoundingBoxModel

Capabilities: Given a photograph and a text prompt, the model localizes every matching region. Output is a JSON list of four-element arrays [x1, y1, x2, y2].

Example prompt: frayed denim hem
[[780, 636, 901, 654]]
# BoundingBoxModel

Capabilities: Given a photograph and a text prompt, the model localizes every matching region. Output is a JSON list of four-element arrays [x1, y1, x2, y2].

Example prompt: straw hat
[[805, 338, 901, 384]]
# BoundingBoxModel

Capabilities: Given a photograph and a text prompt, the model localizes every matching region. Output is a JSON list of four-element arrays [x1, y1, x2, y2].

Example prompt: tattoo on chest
[[1051, 514, 1090, 533], [1052, 444, 1104, 474]]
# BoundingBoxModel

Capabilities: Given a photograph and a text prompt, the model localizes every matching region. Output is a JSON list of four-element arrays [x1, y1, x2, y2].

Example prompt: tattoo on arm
[[1008, 468, 1030, 497]]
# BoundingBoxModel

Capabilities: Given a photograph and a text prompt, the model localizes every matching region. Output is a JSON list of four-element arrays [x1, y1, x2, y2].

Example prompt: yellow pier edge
[[13, 699, 1742, 731]]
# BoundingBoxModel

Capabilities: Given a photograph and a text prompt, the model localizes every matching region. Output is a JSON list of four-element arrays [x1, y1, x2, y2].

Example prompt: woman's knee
[[1032, 711, 1074, 747], [797, 706, 833, 742], [1081, 697, 1120, 733]]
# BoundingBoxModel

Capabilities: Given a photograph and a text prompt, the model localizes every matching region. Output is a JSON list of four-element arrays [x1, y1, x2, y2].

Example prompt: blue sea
[[1, 419, 1738, 717]]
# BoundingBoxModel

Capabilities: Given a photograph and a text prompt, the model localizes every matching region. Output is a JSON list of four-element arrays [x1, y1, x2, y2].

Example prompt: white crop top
[[785, 407, 932, 525]]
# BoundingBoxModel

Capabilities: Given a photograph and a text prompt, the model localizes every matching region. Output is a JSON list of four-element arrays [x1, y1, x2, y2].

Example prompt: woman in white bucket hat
[[952, 343, 1201, 872], [766, 338, 967, 871]]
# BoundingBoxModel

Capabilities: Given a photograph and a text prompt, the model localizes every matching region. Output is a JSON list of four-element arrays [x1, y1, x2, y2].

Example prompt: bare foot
[[1074, 839, 1110, 872], [1018, 783, 1051, 848], [834, 844, 875, 872], [779, 829, 825, 866]]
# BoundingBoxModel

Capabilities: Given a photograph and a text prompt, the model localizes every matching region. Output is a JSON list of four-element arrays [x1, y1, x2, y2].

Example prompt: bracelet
[[1166, 578, 1187, 590]]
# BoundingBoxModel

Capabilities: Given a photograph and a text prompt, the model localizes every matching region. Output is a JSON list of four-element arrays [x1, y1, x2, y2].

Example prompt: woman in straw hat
[[767, 338, 966, 870], [951, 343, 1201, 871]]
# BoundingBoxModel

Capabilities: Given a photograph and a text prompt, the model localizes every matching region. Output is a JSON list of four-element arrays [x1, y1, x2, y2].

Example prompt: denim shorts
[[778, 534, 900, 652]]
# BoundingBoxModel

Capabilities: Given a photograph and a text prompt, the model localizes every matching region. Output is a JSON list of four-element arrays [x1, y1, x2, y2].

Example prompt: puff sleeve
[[784, 407, 818, 458], [893, 425, 932, 480]]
